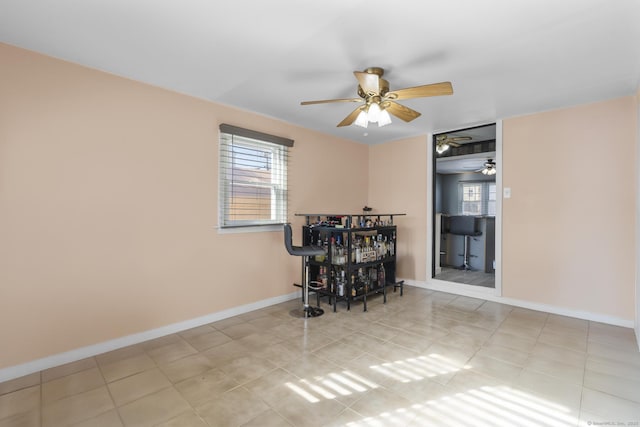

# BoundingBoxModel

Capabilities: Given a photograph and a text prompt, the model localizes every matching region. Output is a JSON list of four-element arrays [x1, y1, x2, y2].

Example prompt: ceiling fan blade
[[354, 71, 379, 95], [386, 81, 453, 100], [301, 98, 362, 105], [384, 101, 421, 122], [448, 141, 461, 147], [449, 136, 472, 142], [337, 106, 365, 127]]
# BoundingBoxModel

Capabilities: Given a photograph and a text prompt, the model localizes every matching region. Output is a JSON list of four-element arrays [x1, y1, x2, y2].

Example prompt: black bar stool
[[283, 223, 325, 318]]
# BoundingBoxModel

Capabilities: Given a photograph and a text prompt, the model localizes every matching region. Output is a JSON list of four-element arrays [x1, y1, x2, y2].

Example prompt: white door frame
[[425, 120, 503, 298]]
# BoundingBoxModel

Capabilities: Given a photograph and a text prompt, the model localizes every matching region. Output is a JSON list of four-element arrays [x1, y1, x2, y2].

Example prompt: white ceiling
[[1, 0, 639, 145]]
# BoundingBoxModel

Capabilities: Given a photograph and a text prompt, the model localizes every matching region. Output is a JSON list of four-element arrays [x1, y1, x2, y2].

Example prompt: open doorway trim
[[425, 120, 503, 298]]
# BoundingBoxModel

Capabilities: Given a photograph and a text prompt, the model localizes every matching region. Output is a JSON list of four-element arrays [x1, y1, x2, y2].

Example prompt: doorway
[[432, 123, 497, 289]]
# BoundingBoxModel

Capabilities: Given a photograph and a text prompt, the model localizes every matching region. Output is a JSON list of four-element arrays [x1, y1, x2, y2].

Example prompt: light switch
[[503, 187, 512, 199]]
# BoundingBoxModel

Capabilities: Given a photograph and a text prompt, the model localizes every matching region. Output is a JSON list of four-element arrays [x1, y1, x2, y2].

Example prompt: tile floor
[[435, 267, 495, 288], [1, 286, 640, 426]]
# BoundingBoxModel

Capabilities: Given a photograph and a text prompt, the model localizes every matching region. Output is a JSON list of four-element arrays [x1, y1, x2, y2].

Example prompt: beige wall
[[368, 136, 428, 282], [0, 43, 369, 369], [1, 41, 637, 371], [502, 97, 637, 320]]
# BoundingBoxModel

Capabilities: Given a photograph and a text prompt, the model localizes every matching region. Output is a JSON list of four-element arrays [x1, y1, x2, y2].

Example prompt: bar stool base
[[290, 306, 324, 318]]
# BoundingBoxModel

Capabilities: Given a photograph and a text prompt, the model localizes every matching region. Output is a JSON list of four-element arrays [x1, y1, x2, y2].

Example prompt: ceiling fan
[[435, 134, 472, 154], [301, 67, 453, 128], [477, 159, 497, 175]]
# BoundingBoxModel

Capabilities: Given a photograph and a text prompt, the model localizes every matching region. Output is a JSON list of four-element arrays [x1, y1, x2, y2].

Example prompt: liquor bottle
[[390, 232, 396, 256], [330, 236, 336, 264], [315, 234, 325, 262], [378, 264, 386, 289], [350, 273, 357, 297], [337, 270, 345, 297]]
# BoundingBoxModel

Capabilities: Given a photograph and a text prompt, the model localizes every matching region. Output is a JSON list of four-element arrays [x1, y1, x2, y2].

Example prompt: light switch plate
[[503, 187, 512, 198]]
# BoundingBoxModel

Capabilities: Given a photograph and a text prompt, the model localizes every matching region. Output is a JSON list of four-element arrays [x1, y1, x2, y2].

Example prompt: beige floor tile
[[523, 357, 585, 385], [95, 346, 146, 367], [99, 353, 156, 384], [587, 341, 640, 368], [195, 387, 270, 427], [117, 388, 191, 427], [0, 409, 40, 427], [586, 356, 640, 381], [282, 330, 336, 354], [280, 354, 342, 382], [546, 314, 589, 333], [42, 358, 97, 383], [235, 331, 283, 352], [182, 329, 233, 352], [530, 342, 587, 368], [388, 377, 454, 404], [178, 325, 216, 340], [349, 386, 414, 418], [219, 322, 262, 340], [42, 367, 105, 405], [435, 330, 488, 351], [538, 329, 588, 353], [138, 334, 182, 352], [242, 368, 305, 408], [584, 370, 640, 404], [387, 331, 433, 353], [268, 391, 348, 427], [42, 386, 114, 427], [251, 342, 303, 367], [202, 340, 251, 365], [475, 342, 530, 367], [146, 339, 198, 365], [0, 373, 40, 397], [446, 369, 509, 394], [515, 369, 583, 411], [175, 368, 239, 407], [154, 411, 207, 427], [208, 315, 246, 330], [496, 320, 544, 339], [580, 388, 640, 419], [71, 409, 123, 427], [0, 385, 40, 420], [487, 330, 538, 353], [217, 355, 277, 385], [312, 340, 366, 365], [159, 354, 214, 383], [240, 408, 293, 427], [265, 322, 305, 340], [108, 368, 172, 407], [467, 354, 522, 384]]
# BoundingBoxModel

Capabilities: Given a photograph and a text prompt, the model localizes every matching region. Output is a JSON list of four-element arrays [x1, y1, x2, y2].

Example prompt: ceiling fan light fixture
[[435, 142, 450, 154], [367, 102, 381, 123], [354, 110, 369, 128], [377, 109, 392, 127], [481, 159, 497, 175]]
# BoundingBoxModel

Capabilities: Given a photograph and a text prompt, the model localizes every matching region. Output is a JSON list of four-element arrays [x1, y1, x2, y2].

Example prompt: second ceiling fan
[[301, 67, 453, 128]]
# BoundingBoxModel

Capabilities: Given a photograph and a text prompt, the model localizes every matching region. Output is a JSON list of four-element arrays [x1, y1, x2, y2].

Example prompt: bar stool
[[283, 223, 325, 318]]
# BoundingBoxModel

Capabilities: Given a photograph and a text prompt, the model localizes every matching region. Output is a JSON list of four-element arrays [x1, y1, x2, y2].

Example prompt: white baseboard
[[0, 291, 300, 383], [404, 278, 635, 329]]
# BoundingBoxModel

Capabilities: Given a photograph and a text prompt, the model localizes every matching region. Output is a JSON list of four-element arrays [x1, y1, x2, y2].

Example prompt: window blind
[[218, 124, 292, 228]]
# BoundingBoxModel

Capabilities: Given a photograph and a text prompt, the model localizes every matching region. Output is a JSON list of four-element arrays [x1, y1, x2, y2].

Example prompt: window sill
[[217, 224, 284, 234]]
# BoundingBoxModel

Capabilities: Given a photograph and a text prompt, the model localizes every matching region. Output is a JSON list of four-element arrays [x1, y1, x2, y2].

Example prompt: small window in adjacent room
[[459, 182, 496, 216], [218, 124, 292, 230]]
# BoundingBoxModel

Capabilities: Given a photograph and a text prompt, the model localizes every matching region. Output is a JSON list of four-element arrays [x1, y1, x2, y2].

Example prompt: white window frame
[[459, 181, 496, 216], [218, 124, 291, 232]]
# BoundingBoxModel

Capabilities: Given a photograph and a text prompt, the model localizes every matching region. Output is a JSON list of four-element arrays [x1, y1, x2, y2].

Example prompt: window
[[459, 182, 496, 216], [219, 124, 292, 229]]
